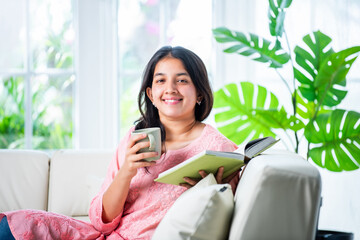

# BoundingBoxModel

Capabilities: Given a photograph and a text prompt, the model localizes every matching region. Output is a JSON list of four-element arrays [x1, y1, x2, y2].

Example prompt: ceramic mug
[[131, 127, 161, 161]]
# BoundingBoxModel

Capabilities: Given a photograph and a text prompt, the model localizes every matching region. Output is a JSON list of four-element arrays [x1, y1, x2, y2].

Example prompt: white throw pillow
[[152, 174, 234, 240]]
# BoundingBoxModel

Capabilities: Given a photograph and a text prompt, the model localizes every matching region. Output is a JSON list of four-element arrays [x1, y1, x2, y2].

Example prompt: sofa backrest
[[47, 149, 113, 218], [229, 150, 322, 240], [0, 150, 50, 212]]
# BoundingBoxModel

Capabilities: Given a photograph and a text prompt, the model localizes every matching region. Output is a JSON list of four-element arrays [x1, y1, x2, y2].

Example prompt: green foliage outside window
[[0, 75, 73, 149], [0, 77, 25, 148], [0, 1, 74, 149]]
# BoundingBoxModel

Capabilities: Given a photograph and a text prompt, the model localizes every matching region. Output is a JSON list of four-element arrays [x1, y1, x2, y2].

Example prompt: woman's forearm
[[101, 169, 133, 223]]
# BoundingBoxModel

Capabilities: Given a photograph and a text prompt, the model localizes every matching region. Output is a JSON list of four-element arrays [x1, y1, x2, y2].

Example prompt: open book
[[154, 136, 280, 185]]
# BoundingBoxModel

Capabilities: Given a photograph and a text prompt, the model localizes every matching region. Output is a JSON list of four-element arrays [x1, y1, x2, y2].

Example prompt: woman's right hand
[[102, 133, 158, 223], [120, 133, 158, 179]]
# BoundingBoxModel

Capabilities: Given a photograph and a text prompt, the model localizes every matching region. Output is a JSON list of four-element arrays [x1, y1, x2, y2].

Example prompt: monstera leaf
[[305, 109, 360, 171], [295, 91, 316, 121], [294, 31, 335, 102], [315, 46, 360, 107], [214, 82, 296, 145], [255, 108, 304, 132], [213, 27, 290, 68], [268, 0, 293, 37], [294, 31, 360, 107], [295, 91, 330, 122]]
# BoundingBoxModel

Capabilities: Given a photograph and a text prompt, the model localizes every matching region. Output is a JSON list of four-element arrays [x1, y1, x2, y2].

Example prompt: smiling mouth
[[163, 99, 182, 104]]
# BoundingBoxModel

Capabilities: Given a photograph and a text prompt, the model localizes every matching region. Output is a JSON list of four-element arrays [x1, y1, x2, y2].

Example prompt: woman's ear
[[146, 87, 153, 102], [196, 95, 203, 106]]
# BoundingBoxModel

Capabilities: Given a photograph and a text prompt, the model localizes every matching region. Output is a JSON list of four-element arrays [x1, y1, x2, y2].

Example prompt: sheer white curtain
[[213, 0, 360, 237], [213, 0, 360, 110], [213, 0, 360, 236], [74, 0, 119, 149]]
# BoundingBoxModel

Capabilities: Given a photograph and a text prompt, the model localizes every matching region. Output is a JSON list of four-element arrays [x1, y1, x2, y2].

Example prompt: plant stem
[[283, 129, 296, 150], [306, 141, 310, 160], [274, 68, 299, 153], [275, 69, 292, 95], [292, 91, 299, 153], [275, 29, 300, 153], [283, 30, 300, 153], [284, 31, 296, 102]]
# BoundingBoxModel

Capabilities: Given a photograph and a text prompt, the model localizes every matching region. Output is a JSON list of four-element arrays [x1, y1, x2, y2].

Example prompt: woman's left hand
[[214, 166, 241, 184], [180, 167, 240, 189]]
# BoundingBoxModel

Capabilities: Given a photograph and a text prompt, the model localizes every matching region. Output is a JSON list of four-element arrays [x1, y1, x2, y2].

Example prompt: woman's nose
[[164, 81, 177, 93]]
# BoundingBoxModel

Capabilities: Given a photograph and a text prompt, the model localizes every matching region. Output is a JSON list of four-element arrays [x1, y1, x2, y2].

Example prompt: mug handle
[[148, 134, 155, 151]]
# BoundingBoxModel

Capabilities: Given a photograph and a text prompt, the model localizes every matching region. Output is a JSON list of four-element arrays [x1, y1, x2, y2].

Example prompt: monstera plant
[[212, 0, 360, 172]]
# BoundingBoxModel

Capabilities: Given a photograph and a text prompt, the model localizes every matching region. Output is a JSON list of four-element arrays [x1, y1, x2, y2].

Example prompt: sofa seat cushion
[[72, 216, 90, 222], [0, 150, 50, 212], [47, 150, 113, 217]]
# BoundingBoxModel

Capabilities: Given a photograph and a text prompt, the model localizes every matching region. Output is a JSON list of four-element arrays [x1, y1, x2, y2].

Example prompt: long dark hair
[[135, 46, 213, 142]]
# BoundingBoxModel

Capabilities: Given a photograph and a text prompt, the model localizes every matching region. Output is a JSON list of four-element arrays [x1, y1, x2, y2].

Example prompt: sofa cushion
[[0, 150, 50, 212], [229, 150, 322, 240], [47, 150, 113, 218], [152, 174, 234, 240]]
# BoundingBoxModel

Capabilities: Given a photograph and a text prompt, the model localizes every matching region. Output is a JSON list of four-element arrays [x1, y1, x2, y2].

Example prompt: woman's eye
[[155, 79, 164, 83], [178, 79, 188, 83]]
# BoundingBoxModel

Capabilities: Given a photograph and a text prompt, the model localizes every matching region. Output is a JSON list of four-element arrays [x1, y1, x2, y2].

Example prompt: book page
[[245, 137, 280, 158]]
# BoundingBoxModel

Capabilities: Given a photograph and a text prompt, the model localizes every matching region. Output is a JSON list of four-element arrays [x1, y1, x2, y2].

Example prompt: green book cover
[[154, 136, 280, 186], [154, 150, 245, 185]]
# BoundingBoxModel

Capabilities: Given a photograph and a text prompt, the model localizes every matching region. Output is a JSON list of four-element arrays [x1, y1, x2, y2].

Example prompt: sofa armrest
[[229, 150, 321, 240], [0, 150, 50, 212]]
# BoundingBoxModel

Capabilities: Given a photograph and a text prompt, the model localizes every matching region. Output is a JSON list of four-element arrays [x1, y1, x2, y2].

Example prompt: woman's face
[[146, 56, 199, 122]]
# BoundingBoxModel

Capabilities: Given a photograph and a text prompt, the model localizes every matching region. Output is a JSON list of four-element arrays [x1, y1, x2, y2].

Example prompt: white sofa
[[0, 149, 321, 240]]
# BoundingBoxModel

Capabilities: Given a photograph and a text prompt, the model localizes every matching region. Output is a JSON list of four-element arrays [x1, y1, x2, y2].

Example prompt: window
[[0, 0, 75, 149], [1, 0, 216, 149], [1, 0, 358, 149], [117, 0, 213, 137]]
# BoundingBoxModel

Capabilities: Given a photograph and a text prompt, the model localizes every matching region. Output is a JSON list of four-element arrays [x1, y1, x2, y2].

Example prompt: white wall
[[318, 167, 360, 236]]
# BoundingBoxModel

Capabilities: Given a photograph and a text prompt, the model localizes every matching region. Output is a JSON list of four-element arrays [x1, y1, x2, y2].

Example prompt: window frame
[[0, 0, 76, 149]]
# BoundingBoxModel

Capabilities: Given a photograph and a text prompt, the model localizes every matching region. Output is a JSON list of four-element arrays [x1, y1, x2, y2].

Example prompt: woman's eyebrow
[[176, 72, 189, 76], [154, 72, 165, 77], [154, 72, 189, 77]]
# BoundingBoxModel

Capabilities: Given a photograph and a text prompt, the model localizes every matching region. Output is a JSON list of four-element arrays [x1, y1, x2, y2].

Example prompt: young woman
[[0, 46, 239, 240]]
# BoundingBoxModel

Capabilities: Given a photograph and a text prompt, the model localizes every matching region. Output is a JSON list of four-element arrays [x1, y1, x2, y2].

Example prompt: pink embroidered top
[[1, 124, 238, 240]]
